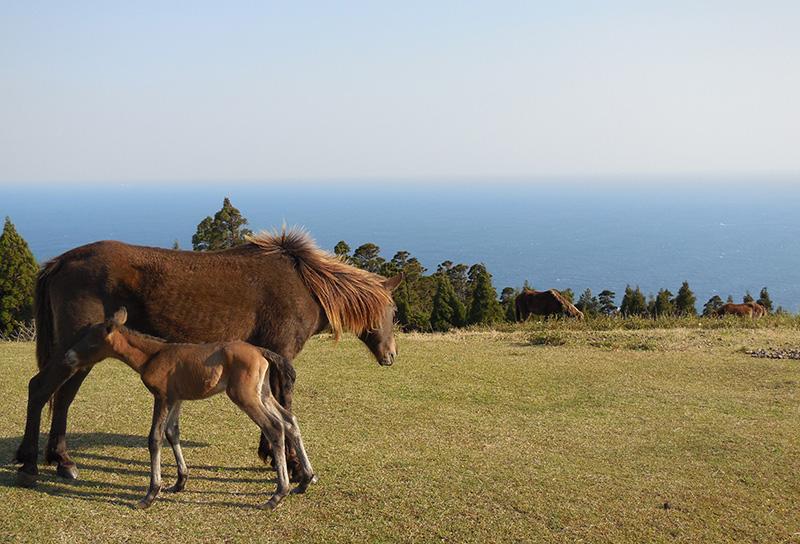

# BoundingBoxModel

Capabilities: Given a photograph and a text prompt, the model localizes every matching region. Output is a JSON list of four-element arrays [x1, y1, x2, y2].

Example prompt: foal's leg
[[15, 361, 76, 486], [137, 397, 170, 509], [267, 398, 316, 493], [259, 361, 302, 481], [163, 401, 188, 493], [228, 373, 291, 511]]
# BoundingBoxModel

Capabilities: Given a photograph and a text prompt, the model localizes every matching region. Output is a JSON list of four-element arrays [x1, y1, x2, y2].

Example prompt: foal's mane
[[247, 228, 393, 339], [119, 327, 167, 344]]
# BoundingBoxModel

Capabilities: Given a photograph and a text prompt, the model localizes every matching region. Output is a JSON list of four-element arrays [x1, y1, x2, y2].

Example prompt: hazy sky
[[1, 1, 799, 183]]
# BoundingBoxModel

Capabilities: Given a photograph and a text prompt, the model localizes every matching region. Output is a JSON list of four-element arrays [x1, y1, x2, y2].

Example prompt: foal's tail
[[261, 349, 296, 397]]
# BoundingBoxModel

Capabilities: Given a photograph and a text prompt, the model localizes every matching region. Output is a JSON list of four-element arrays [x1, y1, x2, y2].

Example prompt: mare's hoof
[[135, 500, 153, 510], [165, 483, 185, 493], [15, 470, 38, 488], [56, 463, 79, 480]]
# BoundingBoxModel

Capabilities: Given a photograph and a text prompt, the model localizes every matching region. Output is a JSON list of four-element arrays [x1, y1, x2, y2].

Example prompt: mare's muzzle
[[379, 352, 395, 367]]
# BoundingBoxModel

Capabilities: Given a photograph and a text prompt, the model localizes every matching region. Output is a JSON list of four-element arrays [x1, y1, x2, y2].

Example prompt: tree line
[[0, 198, 787, 336]]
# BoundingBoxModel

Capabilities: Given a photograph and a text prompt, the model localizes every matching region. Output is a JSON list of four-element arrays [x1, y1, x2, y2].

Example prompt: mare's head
[[65, 308, 128, 368], [359, 274, 402, 367]]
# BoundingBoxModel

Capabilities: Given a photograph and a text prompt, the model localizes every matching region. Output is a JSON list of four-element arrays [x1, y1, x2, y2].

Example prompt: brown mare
[[515, 289, 584, 321], [63, 308, 315, 510], [716, 302, 766, 318], [16, 228, 401, 485]]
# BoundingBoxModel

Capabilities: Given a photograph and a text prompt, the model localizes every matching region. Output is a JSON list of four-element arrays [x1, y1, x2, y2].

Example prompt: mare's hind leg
[[15, 360, 76, 486], [45, 368, 92, 479], [163, 401, 188, 493]]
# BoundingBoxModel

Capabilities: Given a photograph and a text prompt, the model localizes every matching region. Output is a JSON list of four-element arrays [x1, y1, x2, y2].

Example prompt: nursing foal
[[65, 308, 315, 510]]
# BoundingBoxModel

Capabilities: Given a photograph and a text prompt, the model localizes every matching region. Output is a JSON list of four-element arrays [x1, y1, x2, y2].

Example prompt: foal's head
[[65, 307, 129, 368], [359, 274, 402, 367]]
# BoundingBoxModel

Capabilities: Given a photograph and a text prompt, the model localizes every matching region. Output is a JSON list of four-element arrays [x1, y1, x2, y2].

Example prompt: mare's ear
[[112, 307, 128, 327], [383, 273, 403, 292]]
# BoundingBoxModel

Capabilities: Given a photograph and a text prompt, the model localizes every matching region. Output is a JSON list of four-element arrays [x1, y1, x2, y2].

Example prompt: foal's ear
[[383, 273, 403, 292], [112, 307, 128, 327]]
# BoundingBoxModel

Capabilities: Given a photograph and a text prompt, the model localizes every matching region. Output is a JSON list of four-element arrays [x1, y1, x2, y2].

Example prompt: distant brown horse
[[15, 228, 401, 486], [716, 302, 766, 318], [63, 308, 315, 510], [515, 289, 584, 321]]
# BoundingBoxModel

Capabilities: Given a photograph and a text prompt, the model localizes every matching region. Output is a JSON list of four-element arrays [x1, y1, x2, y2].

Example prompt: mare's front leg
[[15, 361, 76, 487], [163, 401, 188, 492], [137, 397, 169, 509]]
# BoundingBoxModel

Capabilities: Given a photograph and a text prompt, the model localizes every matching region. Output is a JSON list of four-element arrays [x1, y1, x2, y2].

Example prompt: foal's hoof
[[261, 496, 284, 511], [165, 483, 186, 493], [135, 499, 153, 510], [56, 462, 79, 480], [15, 470, 38, 488], [293, 474, 318, 494]]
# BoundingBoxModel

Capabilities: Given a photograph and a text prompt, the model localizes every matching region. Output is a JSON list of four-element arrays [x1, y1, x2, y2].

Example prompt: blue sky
[[1, 1, 799, 183]]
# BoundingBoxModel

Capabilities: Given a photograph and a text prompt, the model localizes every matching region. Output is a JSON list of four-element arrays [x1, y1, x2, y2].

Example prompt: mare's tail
[[35, 258, 63, 412]]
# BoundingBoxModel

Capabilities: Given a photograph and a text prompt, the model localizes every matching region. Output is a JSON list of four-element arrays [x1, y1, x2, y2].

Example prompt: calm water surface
[[3, 181, 799, 311]]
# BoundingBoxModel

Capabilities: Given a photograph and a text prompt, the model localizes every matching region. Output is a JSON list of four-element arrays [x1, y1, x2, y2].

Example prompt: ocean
[[2, 180, 799, 311]]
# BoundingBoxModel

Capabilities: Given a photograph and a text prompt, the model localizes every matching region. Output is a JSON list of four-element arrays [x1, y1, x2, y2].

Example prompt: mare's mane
[[247, 228, 393, 339]]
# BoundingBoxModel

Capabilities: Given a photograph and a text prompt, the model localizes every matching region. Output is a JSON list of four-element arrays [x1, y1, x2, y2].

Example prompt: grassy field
[[1, 327, 799, 543]]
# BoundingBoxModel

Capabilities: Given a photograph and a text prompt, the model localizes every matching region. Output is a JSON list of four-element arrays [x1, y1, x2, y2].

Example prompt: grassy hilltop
[[0, 326, 798, 543]]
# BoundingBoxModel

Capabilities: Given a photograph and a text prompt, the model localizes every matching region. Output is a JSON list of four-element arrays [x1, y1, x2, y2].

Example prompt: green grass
[[1, 328, 799, 543]]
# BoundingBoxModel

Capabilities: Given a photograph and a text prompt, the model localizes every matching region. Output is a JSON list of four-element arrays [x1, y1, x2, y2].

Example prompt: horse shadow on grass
[[0, 433, 275, 509]]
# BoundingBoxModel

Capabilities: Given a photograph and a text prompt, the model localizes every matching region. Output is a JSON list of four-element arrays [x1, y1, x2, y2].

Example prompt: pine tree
[[576, 289, 600, 317], [560, 288, 575, 304], [436, 261, 470, 303], [743, 291, 754, 303], [598, 290, 617, 316], [334, 241, 351, 260], [673, 281, 697, 316], [388, 251, 428, 331], [171, 239, 180, 250], [467, 266, 503, 325], [757, 287, 773, 314], [726, 295, 734, 304], [652, 289, 675, 318], [523, 279, 533, 291], [702, 295, 724, 316], [620, 285, 647, 317], [0, 218, 38, 335], [351, 243, 385, 273], [500, 287, 518, 322], [448, 264, 470, 304], [430, 274, 466, 332], [192, 197, 253, 251]]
